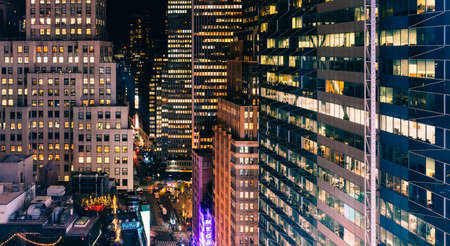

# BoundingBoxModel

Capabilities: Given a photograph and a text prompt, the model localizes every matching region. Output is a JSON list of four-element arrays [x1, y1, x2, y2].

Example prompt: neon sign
[[198, 208, 214, 246]]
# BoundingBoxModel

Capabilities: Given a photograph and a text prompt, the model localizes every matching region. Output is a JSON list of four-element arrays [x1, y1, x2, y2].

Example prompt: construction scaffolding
[[363, 0, 377, 245]]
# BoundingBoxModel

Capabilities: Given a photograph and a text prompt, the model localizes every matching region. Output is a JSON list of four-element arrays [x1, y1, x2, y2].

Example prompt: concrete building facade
[[0, 0, 134, 190], [214, 97, 258, 246]]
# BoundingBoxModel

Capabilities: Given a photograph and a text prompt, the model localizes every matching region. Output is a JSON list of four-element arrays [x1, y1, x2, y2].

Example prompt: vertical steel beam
[[364, 0, 377, 245]]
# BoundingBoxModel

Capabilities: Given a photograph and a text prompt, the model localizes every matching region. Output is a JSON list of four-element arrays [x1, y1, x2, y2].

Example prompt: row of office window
[[261, 88, 437, 145], [30, 0, 91, 4], [78, 156, 128, 165]]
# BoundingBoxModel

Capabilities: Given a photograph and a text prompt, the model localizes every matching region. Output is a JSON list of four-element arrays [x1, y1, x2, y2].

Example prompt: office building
[[25, 0, 106, 40], [191, 0, 242, 149], [258, 0, 448, 245], [152, 51, 167, 141], [213, 70, 259, 245], [73, 106, 133, 189], [192, 148, 213, 246], [160, 0, 192, 166], [0, 0, 134, 190], [127, 13, 152, 135]]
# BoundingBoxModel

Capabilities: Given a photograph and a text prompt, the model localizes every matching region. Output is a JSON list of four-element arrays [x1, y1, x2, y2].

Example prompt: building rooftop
[[0, 154, 31, 163], [0, 191, 23, 205], [193, 149, 213, 156], [220, 96, 254, 107], [66, 216, 99, 237], [71, 171, 108, 177]]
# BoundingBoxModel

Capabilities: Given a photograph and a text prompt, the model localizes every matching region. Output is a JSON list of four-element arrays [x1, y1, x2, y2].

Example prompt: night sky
[[106, 0, 167, 48]]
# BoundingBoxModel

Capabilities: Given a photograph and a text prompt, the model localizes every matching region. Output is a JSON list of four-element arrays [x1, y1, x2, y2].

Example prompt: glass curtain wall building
[[258, 0, 449, 245], [161, 0, 193, 163], [191, 0, 242, 150]]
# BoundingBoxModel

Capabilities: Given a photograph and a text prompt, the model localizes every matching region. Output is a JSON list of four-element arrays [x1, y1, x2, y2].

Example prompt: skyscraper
[[213, 35, 259, 245], [258, 0, 448, 245], [160, 0, 192, 167], [0, 0, 134, 190], [154, 52, 167, 141], [213, 95, 259, 246], [127, 13, 152, 135], [191, 0, 242, 150]]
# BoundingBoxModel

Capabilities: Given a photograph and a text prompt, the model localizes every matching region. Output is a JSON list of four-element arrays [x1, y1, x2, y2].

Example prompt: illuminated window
[[426, 158, 435, 177], [292, 17, 302, 29], [260, 23, 268, 32], [417, 0, 435, 14], [325, 80, 344, 95]]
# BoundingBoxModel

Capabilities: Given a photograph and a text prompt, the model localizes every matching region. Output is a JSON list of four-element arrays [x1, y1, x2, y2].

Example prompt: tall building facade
[[191, 0, 242, 149], [0, 0, 134, 190], [160, 0, 192, 166], [154, 53, 167, 141], [259, 0, 448, 245], [213, 96, 259, 246], [26, 0, 106, 40], [127, 14, 152, 135]]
